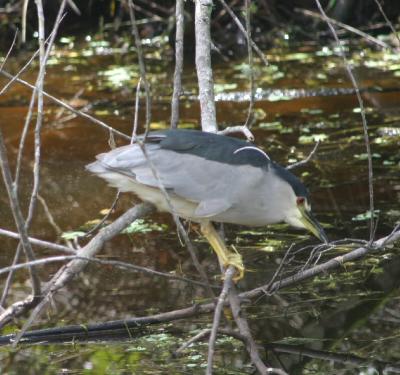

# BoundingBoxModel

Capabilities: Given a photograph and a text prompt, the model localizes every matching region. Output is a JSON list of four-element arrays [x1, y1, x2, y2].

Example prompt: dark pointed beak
[[299, 209, 329, 244]]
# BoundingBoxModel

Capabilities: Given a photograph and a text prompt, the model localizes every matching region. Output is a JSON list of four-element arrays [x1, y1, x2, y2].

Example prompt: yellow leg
[[200, 221, 244, 281]]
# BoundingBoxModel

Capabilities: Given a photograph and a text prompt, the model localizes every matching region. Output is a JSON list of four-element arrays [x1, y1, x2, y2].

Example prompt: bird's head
[[284, 194, 328, 244], [273, 163, 328, 244]]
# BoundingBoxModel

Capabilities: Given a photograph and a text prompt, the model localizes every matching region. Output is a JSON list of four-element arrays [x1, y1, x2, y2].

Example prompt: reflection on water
[[0, 35, 400, 374]]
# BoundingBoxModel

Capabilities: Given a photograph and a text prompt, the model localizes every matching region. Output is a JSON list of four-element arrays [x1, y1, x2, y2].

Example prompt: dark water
[[0, 36, 400, 374]]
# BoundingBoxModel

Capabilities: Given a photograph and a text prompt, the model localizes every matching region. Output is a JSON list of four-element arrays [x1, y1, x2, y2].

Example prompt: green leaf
[[61, 231, 86, 240], [122, 219, 166, 234], [352, 210, 380, 222]]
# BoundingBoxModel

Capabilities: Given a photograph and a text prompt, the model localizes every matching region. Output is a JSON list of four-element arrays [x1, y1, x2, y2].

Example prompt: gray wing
[[87, 141, 266, 218]]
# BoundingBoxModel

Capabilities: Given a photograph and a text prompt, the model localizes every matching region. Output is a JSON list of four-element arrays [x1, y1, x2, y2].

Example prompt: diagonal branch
[[0, 70, 130, 141], [0, 203, 154, 330], [217, 0, 268, 66]]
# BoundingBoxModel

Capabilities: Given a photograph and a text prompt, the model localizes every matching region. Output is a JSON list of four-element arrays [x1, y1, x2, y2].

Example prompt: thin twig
[[0, 30, 61, 96], [27, 0, 46, 223], [286, 141, 320, 170], [174, 328, 211, 356], [0, 246, 22, 308], [0, 255, 215, 289], [37, 194, 63, 236], [170, 0, 185, 129], [314, 0, 375, 243], [0, 29, 18, 71], [217, 0, 269, 66], [0, 228, 76, 254], [0, 131, 41, 298], [262, 244, 295, 295], [83, 192, 121, 238], [372, 0, 400, 48], [297, 8, 391, 50], [127, 0, 152, 136], [174, 327, 246, 356], [243, 0, 255, 129], [66, 0, 81, 15], [245, 229, 400, 301], [0, 69, 130, 141], [135, 0, 171, 16], [25, 0, 66, 224], [14, 11, 68, 188]]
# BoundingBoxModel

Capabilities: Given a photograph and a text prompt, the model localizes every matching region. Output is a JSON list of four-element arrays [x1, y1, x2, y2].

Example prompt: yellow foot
[[223, 252, 245, 282]]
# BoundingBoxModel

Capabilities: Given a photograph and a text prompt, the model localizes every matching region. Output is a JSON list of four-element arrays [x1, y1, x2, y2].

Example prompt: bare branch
[[218, 125, 254, 141], [37, 194, 63, 236], [0, 245, 22, 308], [243, 0, 255, 129], [83, 193, 121, 238], [206, 266, 235, 374], [28, 0, 46, 225], [14, 4, 67, 188], [372, 0, 400, 48], [0, 70, 130, 141], [228, 282, 286, 375], [171, 0, 185, 129], [174, 329, 211, 356], [244, 229, 400, 300], [0, 228, 76, 254], [131, 78, 142, 141], [22, 0, 29, 43], [297, 8, 391, 50], [195, 0, 218, 133], [314, 0, 375, 243], [127, 0, 152, 135], [0, 29, 18, 71], [0, 256, 215, 289]]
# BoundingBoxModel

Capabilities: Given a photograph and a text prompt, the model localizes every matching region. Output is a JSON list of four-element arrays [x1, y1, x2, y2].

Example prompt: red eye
[[297, 197, 305, 205]]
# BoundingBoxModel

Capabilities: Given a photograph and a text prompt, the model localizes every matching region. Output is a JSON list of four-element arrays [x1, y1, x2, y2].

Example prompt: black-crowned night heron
[[87, 129, 328, 279]]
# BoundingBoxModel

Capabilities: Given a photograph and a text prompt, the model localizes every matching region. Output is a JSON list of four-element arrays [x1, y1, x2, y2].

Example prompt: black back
[[144, 129, 309, 198]]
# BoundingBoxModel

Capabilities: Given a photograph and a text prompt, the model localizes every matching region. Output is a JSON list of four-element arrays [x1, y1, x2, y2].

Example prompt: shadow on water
[[0, 36, 400, 374]]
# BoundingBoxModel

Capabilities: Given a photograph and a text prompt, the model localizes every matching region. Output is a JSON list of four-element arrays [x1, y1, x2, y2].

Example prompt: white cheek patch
[[285, 208, 305, 229]]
